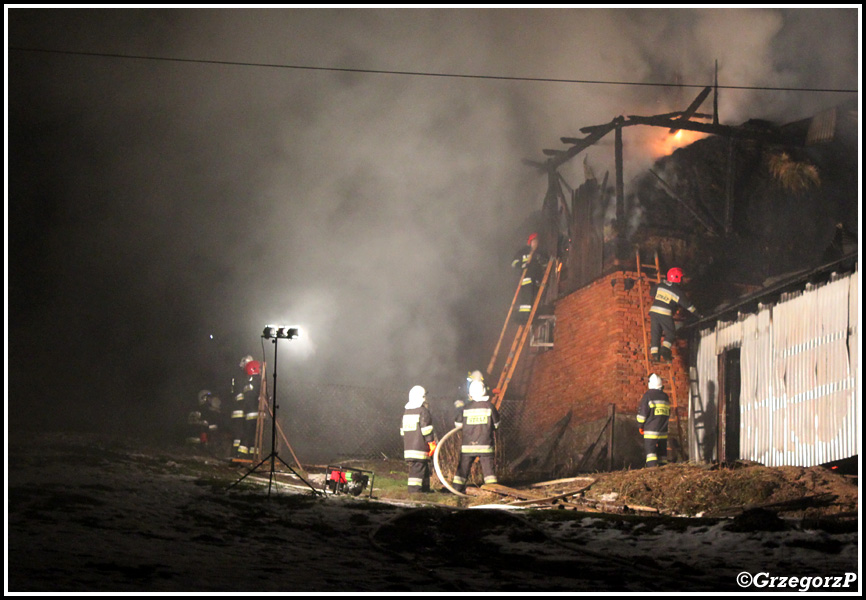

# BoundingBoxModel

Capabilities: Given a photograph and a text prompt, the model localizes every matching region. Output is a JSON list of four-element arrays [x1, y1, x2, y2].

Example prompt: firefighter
[[649, 267, 700, 362], [233, 355, 262, 461], [454, 370, 486, 422], [184, 390, 210, 447], [400, 385, 436, 493], [511, 232, 547, 323], [190, 389, 221, 445], [637, 373, 670, 468], [452, 379, 500, 492], [230, 373, 246, 459]]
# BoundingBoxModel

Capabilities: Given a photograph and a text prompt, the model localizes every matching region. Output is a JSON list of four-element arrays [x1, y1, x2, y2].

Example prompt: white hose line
[[432, 427, 470, 497]]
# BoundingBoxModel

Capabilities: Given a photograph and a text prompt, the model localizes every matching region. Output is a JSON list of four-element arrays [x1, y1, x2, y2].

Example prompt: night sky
[[6, 8, 860, 437]]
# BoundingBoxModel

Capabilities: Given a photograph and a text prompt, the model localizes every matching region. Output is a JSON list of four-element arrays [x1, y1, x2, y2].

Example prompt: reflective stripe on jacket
[[637, 389, 671, 439], [401, 405, 435, 461], [455, 400, 500, 455], [649, 281, 697, 317]]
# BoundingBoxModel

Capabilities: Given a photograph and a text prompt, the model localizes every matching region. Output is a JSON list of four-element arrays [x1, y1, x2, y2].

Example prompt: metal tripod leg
[[227, 451, 321, 497]]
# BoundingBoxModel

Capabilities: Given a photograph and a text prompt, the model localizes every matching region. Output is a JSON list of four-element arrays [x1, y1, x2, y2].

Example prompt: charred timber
[[670, 86, 713, 133], [545, 118, 621, 170], [574, 112, 712, 136], [626, 114, 783, 142], [648, 169, 722, 236]]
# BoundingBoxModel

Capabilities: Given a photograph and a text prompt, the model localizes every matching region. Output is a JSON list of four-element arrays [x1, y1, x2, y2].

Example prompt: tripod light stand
[[227, 326, 321, 497]]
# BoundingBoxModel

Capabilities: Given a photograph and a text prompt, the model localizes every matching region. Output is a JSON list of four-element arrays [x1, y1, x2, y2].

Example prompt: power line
[[9, 46, 858, 94]]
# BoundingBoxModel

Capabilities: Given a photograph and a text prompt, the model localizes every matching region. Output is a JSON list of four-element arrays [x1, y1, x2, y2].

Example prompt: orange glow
[[647, 129, 711, 159]]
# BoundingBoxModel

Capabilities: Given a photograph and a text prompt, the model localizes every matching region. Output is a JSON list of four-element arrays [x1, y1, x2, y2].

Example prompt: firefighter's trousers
[[453, 453, 497, 490], [406, 459, 431, 492], [649, 313, 675, 359], [514, 283, 538, 324], [643, 436, 668, 468]]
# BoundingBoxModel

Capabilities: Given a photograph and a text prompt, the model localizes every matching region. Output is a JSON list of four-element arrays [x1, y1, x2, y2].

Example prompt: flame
[[646, 129, 711, 159]]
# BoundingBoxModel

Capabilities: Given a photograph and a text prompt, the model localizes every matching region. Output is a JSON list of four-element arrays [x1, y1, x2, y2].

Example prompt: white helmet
[[239, 355, 254, 368], [649, 374, 663, 390], [407, 385, 427, 409], [468, 380, 488, 401]]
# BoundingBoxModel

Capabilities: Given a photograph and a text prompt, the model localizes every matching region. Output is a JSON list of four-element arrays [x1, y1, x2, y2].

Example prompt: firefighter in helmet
[[454, 370, 486, 422], [400, 385, 436, 493], [185, 390, 212, 446], [452, 379, 500, 492], [649, 267, 700, 362], [232, 355, 262, 461], [511, 232, 547, 323], [186, 389, 221, 446], [637, 373, 671, 468]]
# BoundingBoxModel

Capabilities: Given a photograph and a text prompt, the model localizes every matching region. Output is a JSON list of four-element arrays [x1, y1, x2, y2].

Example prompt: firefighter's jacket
[[637, 389, 671, 440], [401, 404, 435, 461], [649, 280, 698, 318], [511, 245, 546, 288], [241, 375, 261, 423], [455, 399, 501, 455], [230, 377, 246, 429]]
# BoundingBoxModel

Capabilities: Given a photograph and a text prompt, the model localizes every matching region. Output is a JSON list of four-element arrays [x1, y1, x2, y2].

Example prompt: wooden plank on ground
[[509, 480, 597, 506], [556, 500, 603, 512], [480, 483, 547, 501], [529, 476, 596, 488]]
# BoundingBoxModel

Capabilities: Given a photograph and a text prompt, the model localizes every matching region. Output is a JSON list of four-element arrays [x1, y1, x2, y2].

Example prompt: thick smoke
[[7, 8, 858, 435]]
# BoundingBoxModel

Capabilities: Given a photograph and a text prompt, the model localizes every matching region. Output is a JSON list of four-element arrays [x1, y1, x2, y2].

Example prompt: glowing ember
[[650, 129, 711, 158]]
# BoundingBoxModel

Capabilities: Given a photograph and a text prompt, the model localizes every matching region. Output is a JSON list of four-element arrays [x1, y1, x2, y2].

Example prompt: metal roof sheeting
[[806, 107, 838, 145], [690, 270, 859, 466]]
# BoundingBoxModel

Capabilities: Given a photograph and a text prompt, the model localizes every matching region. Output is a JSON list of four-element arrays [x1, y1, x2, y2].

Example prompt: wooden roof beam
[[626, 114, 781, 142], [670, 86, 713, 133], [546, 118, 621, 169], [574, 112, 708, 136]]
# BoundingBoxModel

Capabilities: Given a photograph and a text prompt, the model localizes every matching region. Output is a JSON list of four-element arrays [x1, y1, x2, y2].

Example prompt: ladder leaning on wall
[[635, 249, 686, 461], [487, 256, 556, 410]]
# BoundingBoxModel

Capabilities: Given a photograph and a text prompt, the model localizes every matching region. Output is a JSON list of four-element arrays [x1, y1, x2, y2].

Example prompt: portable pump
[[325, 466, 374, 498]]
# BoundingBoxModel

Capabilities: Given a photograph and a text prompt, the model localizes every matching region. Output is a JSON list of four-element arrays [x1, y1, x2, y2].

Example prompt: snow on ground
[[6, 432, 861, 593]]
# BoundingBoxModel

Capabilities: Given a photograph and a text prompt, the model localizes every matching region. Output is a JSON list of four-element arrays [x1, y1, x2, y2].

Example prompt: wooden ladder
[[635, 249, 686, 460], [487, 257, 555, 409]]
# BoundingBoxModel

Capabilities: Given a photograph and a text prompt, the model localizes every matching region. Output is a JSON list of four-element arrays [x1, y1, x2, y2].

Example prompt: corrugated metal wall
[[690, 270, 859, 466]]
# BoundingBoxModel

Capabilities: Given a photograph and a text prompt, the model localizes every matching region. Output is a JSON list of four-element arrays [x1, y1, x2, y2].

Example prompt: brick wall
[[517, 269, 690, 448]]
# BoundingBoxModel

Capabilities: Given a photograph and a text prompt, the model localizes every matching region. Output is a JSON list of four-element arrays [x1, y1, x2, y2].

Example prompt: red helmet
[[667, 267, 683, 283], [527, 232, 538, 245], [245, 360, 262, 376]]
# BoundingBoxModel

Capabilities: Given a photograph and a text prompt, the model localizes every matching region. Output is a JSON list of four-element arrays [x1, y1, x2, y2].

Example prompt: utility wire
[[9, 46, 859, 94]]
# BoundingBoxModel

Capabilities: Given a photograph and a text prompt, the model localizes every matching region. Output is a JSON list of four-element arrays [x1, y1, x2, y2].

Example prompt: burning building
[[493, 95, 858, 477]]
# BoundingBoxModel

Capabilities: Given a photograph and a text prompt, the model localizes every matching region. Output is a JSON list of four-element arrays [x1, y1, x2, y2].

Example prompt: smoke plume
[[7, 8, 858, 435]]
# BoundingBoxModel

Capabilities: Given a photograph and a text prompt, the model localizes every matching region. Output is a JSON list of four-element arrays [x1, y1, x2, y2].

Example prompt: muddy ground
[[6, 433, 860, 593]]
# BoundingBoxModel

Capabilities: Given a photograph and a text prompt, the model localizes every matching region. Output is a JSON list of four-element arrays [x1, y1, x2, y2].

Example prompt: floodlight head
[[278, 327, 299, 340], [263, 325, 301, 339]]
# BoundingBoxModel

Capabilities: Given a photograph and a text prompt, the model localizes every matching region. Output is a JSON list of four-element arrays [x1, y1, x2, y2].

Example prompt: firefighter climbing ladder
[[487, 256, 556, 409], [434, 260, 554, 497], [635, 249, 686, 460]]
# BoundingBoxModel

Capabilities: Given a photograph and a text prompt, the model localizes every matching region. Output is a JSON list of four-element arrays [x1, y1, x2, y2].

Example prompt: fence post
[[607, 403, 616, 472]]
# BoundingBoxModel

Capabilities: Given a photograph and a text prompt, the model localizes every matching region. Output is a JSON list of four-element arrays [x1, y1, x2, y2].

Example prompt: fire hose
[[432, 426, 470, 497]]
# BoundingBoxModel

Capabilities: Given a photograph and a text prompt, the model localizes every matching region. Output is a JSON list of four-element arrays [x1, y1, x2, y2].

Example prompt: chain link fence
[[270, 381, 530, 467]]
